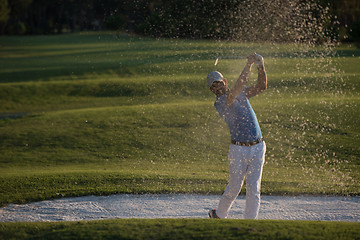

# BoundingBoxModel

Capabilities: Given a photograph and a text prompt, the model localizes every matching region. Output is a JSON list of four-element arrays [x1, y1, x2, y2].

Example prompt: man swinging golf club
[[207, 53, 267, 219]]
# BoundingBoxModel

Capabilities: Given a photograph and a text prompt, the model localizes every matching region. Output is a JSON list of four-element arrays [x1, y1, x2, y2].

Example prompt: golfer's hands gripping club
[[254, 54, 264, 67], [247, 53, 256, 65], [247, 53, 264, 66]]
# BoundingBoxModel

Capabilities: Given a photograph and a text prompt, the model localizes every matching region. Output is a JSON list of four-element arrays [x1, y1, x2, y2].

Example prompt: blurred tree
[[135, 0, 334, 44], [5, 0, 32, 34], [1, 0, 358, 44], [0, 0, 10, 34], [335, 0, 360, 42], [319, 0, 360, 43]]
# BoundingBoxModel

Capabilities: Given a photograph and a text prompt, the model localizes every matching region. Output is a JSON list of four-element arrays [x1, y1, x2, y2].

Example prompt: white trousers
[[216, 141, 266, 219]]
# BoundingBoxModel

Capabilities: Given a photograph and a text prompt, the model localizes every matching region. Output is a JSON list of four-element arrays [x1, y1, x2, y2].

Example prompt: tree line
[[0, 0, 359, 43]]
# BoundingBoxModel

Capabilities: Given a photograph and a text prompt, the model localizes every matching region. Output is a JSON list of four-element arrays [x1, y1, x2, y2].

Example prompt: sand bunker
[[1, 194, 359, 222]]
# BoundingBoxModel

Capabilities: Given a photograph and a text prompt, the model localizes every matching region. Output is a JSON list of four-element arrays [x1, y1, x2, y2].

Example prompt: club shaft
[[218, 56, 246, 59], [214, 56, 246, 65]]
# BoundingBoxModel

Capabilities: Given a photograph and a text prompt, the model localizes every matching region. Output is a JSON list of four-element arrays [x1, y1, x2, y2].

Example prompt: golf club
[[214, 56, 247, 66]]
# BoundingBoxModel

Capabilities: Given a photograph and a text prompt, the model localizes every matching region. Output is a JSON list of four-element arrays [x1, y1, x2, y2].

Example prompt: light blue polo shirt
[[214, 87, 262, 142]]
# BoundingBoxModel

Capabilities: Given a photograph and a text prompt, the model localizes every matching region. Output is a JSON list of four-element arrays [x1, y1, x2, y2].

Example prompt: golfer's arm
[[246, 65, 267, 98], [226, 63, 253, 106]]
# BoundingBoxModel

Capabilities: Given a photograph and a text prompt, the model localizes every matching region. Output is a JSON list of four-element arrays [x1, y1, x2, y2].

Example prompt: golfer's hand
[[255, 54, 264, 67], [247, 53, 256, 65]]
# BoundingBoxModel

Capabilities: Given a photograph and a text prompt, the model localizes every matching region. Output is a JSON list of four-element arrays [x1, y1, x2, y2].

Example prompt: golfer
[[207, 53, 267, 219]]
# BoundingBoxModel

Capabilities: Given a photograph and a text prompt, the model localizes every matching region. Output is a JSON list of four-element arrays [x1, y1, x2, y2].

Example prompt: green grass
[[1, 219, 359, 240], [0, 32, 359, 207]]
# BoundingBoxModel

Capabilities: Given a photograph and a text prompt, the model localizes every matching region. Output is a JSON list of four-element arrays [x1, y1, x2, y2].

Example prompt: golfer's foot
[[208, 209, 219, 218]]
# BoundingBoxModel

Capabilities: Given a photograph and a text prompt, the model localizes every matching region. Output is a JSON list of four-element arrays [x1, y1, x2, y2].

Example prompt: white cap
[[207, 71, 224, 87]]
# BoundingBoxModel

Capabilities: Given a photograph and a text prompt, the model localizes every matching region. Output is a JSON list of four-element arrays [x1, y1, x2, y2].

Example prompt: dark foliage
[[0, 0, 358, 43]]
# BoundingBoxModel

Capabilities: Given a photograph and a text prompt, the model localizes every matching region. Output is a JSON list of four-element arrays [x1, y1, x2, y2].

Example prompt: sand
[[1, 194, 359, 222]]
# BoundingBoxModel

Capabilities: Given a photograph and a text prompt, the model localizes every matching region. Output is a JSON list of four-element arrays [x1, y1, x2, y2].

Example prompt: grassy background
[[1, 219, 360, 240], [0, 32, 359, 207]]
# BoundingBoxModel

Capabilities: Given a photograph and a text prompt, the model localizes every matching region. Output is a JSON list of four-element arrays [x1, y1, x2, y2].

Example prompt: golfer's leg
[[216, 145, 247, 218], [244, 142, 266, 219]]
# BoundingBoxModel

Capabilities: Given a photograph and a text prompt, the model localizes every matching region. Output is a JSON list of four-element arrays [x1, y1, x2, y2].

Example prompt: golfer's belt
[[231, 137, 264, 147]]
